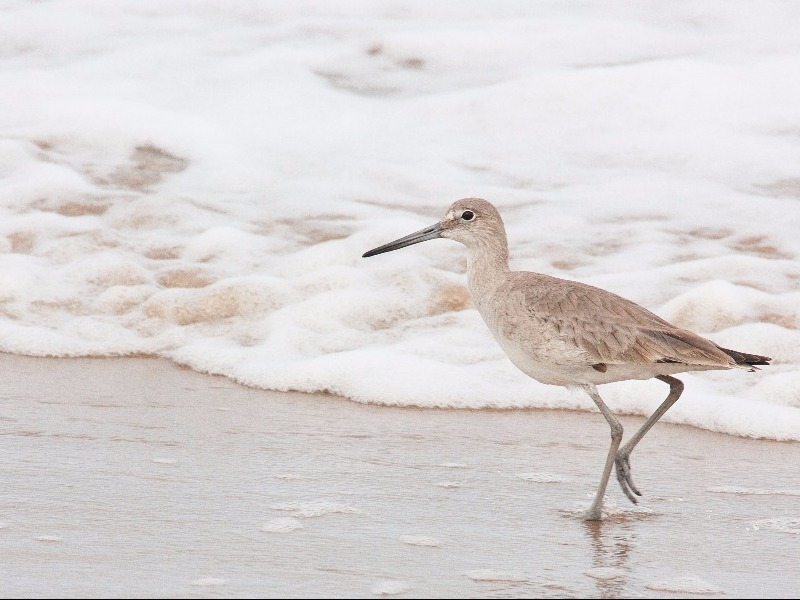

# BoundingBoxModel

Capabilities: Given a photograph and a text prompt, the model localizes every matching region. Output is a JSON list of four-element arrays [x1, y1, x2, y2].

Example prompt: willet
[[363, 198, 771, 520]]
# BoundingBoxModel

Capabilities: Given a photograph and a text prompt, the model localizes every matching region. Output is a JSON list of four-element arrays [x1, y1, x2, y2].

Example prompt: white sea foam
[[399, 534, 442, 547], [465, 569, 528, 583], [709, 486, 800, 496], [434, 481, 464, 489], [645, 576, 725, 595], [370, 580, 412, 596], [269, 501, 358, 519], [516, 472, 569, 483], [750, 518, 800, 534], [0, 1, 799, 440], [261, 517, 304, 533]]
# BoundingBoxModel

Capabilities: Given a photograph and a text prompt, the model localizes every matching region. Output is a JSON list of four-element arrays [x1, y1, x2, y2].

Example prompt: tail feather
[[717, 346, 772, 370]]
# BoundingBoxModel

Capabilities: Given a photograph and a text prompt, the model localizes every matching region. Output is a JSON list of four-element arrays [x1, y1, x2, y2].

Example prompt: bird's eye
[[461, 210, 475, 221]]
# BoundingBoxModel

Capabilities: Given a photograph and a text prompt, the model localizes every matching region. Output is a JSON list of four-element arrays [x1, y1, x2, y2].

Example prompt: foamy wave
[[0, 1, 798, 441]]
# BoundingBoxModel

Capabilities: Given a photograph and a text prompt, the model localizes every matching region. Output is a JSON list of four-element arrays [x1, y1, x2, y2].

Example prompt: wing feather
[[511, 274, 735, 368]]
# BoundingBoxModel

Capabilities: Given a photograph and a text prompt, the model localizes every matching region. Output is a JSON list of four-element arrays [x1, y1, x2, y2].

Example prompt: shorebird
[[362, 198, 770, 520]]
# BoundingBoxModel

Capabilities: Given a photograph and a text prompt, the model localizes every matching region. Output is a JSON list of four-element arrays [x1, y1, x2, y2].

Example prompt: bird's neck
[[465, 236, 510, 308]]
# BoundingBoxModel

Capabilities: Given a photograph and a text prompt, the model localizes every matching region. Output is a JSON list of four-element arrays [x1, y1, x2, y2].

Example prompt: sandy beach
[[0, 353, 798, 598]]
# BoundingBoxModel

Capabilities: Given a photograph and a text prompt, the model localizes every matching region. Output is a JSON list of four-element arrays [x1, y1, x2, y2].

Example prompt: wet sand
[[0, 354, 798, 598]]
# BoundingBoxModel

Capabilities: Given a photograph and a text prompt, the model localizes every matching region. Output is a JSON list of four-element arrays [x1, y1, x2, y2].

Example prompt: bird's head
[[362, 198, 505, 258]]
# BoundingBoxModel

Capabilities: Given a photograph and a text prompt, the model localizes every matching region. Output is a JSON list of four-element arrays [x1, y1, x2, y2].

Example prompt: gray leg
[[615, 375, 684, 503], [583, 385, 624, 521]]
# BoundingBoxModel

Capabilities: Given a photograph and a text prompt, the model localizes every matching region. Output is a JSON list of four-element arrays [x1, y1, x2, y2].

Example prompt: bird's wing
[[515, 274, 734, 368]]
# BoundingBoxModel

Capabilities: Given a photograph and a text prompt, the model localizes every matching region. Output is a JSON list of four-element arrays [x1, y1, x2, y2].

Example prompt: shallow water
[[1, 355, 799, 598], [0, 1, 799, 439]]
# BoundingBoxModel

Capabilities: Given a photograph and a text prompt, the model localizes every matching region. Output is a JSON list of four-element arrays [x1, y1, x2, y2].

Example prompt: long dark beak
[[362, 223, 443, 258]]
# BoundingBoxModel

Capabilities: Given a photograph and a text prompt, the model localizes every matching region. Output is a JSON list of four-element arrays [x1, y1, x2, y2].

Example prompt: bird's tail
[[717, 346, 772, 371]]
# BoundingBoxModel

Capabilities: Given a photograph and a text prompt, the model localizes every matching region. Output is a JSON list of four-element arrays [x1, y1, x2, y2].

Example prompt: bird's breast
[[472, 291, 592, 386]]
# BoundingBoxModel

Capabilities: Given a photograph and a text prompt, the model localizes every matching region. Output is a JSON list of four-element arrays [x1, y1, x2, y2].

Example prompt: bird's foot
[[614, 451, 642, 504], [582, 507, 604, 521]]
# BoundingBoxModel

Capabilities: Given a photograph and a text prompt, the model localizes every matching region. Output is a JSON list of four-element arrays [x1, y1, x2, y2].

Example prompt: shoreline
[[1, 353, 798, 598], [7, 351, 794, 443]]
